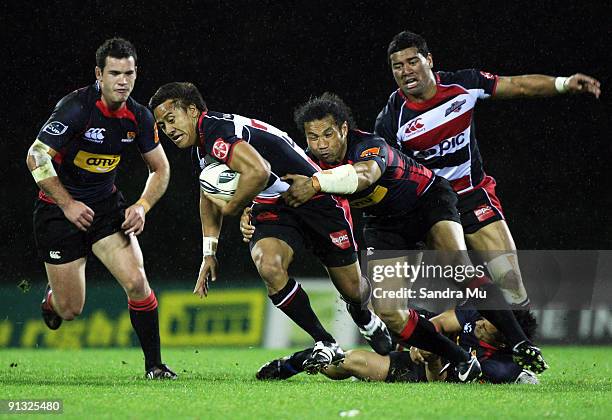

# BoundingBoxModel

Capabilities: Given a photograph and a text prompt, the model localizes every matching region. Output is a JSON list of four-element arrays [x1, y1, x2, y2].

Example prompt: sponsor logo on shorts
[[49, 251, 61, 259], [73, 150, 121, 173], [212, 138, 229, 160], [121, 131, 137, 143], [444, 99, 467, 116], [359, 147, 380, 158], [329, 229, 351, 250], [42, 121, 68, 136], [463, 322, 473, 333], [83, 128, 106, 143], [474, 205, 495, 222]]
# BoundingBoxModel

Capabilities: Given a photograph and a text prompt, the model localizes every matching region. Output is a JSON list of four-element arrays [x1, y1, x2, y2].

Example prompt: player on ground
[[26, 38, 175, 379], [242, 93, 547, 375], [148, 82, 392, 371], [257, 307, 539, 384], [375, 30, 601, 307]]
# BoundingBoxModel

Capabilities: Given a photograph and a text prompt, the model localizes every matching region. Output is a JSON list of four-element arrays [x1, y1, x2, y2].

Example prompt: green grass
[[1, 347, 611, 419]]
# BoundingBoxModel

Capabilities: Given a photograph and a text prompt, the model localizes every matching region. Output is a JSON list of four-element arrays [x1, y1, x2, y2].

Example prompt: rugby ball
[[199, 162, 240, 202]]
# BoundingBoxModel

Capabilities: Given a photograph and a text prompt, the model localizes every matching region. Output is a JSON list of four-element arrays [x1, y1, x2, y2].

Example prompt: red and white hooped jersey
[[375, 69, 498, 194]]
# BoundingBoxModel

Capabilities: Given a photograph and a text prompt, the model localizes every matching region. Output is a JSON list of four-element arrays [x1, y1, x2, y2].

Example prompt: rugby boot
[[455, 355, 482, 383], [256, 356, 299, 380], [302, 341, 345, 374], [41, 285, 62, 330], [145, 364, 178, 380], [512, 341, 548, 374], [357, 311, 393, 355]]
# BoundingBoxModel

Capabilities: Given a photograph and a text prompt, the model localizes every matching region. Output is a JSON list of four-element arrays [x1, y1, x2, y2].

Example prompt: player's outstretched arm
[[122, 146, 171, 235], [26, 139, 94, 231], [194, 192, 223, 298], [282, 161, 382, 207], [223, 142, 270, 216], [494, 73, 601, 99]]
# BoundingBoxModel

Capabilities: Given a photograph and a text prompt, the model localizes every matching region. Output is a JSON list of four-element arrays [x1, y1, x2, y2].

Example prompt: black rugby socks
[[269, 278, 335, 343], [398, 309, 470, 363], [128, 290, 162, 370]]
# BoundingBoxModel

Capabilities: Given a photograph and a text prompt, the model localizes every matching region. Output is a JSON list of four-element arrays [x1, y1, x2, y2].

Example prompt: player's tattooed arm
[[223, 142, 270, 216], [495, 74, 601, 99], [26, 139, 94, 232]]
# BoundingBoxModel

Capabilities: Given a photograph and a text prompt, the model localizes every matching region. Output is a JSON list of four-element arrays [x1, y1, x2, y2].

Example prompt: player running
[[242, 93, 547, 375], [148, 82, 392, 371], [257, 307, 539, 384], [375, 30, 601, 307], [26, 38, 175, 379]]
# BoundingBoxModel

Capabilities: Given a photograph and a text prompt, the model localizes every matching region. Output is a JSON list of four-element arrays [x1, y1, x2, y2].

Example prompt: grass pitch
[[1, 346, 610, 419]]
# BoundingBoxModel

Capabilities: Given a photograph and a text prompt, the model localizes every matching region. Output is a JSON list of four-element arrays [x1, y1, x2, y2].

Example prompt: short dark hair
[[293, 92, 355, 135], [387, 31, 430, 63], [95, 38, 137, 70], [148, 82, 207, 113]]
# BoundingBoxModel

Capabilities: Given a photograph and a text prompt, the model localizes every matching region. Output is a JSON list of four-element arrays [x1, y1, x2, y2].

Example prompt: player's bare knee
[[121, 273, 149, 299], [255, 257, 287, 286], [375, 309, 405, 334], [56, 302, 83, 320]]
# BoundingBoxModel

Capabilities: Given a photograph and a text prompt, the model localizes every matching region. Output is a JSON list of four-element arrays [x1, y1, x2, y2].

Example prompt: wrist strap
[[555, 77, 569, 93], [136, 198, 151, 213], [203, 236, 218, 256]]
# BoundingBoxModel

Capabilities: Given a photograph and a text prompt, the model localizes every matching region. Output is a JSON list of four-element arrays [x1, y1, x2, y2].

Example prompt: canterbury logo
[[73, 150, 121, 173], [49, 251, 61, 259], [84, 128, 106, 142], [405, 118, 424, 133]]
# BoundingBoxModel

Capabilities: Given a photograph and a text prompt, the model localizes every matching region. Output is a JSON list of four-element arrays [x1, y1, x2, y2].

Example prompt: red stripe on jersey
[[409, 166, 434, 195], [95, 100, 137, 124], [399, 84, 468, 112], [405, 109, 473, 150], [197, 111, 209, 147]]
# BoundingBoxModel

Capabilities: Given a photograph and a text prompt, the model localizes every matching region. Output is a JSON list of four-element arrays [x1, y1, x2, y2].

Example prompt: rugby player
[[257, 307, 540, 384], [242, 93, 547, 375], [148, 82, 392, 371], [375, 30, 601, 307], [26, 38, 175, 379]]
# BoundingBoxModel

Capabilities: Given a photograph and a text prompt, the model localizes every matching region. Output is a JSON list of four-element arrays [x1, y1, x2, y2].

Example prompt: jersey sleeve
[[134, 106, 160, 154], [374, 102, 400, 148], [201, 119, 243, 164], [36, 91, 89, 150], [442, 69, 499, 99], [454, 307, 481, 328], [350, 135, 389, 173]]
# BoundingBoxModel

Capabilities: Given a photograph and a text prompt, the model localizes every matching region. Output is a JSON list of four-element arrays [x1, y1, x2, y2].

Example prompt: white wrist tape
[[313, 164, 359, 194], [29, 140, 57, 183], [555, 77, 569, 93], [202, 237, 218, 256]]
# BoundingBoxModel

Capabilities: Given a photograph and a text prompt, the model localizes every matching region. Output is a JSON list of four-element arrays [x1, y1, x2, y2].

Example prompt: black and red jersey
[[316, 130, 434, 216], [35, 82, 159, 204], [193, 111, 321, 202], [375, 69, 498, 194]]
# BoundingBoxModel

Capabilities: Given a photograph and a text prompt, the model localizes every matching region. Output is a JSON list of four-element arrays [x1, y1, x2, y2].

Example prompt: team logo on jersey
[[463, 322, 473, 333], [121, 131, 137, 143], [474, 205, 495, 222], [329, 230, 350, 250], [444, 99, 467, 116], [73, 150, 121, 173], [480, 71, 496, 80], [83, 128, 106, 143], [212, 138, 230, 160], [404, 118, 425, 137], [359, 147, 380, 158], [42, 121, 68, 136]]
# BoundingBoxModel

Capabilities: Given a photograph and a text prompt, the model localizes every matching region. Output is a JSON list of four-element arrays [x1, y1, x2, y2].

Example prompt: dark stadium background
[[1, 0, 610, 288]]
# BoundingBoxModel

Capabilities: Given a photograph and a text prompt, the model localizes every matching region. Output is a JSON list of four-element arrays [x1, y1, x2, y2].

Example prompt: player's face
[[95, 56, 136, 108], [389, 47, 435, 99], [475, 319, 505, 347], [154, 100, 200, 148], [304, 116, 349, 165]]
